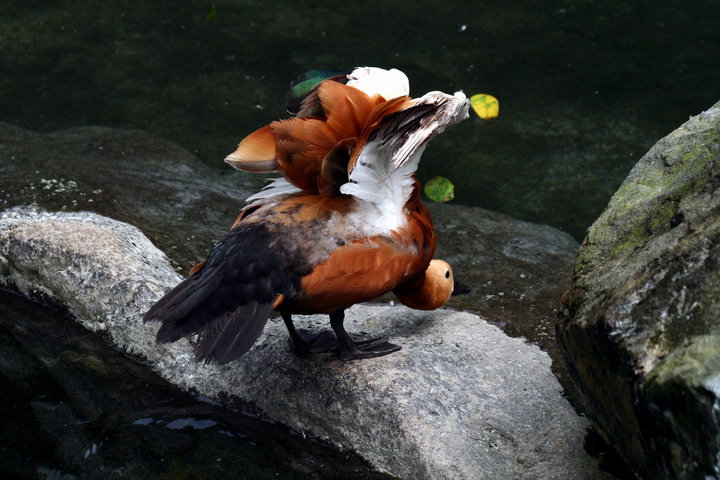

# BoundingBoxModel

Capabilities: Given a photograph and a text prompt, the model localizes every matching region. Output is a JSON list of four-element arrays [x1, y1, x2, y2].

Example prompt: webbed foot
[[287, 330, 339, 357], [329, 309, 401, 360], [335, 336, 401, 360]]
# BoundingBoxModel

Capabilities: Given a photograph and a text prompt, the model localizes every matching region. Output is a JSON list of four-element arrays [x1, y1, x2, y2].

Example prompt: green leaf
[[424, 176, 455, 203]]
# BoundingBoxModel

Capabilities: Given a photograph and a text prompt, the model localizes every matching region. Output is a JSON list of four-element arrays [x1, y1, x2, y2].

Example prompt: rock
[[0, 121, 261, 269], [0, 122, 579, 384], [0, 206, 605, 479], [429, 202, 579, 360], [557, 99, 720, 479]]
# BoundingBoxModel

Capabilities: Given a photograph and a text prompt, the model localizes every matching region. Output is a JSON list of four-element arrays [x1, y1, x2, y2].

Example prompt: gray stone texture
[[0, 122, 607, 478], [0, 206, 602, 479], [0, 121, 579, 379]]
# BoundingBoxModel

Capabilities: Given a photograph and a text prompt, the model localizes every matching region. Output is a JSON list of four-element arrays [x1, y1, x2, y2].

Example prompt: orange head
[[395, 259, 456, 311]]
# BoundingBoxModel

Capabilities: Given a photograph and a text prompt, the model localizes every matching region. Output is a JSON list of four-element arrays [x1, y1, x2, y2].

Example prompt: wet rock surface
[[557, 99, 720, 479], [0, 207, 606, 479], [0, 121, 261, 270], [428, 202, 578, 378]]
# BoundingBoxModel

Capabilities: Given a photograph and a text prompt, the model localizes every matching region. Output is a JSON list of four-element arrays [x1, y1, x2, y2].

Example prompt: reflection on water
[[0, 289, 390, 479]]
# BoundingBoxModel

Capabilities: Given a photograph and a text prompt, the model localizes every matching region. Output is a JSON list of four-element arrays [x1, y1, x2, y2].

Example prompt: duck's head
[[395, 260, 470, 311]]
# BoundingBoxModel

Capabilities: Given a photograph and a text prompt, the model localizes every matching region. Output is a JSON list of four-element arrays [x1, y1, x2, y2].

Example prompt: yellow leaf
[[470, 94, 499, 120]]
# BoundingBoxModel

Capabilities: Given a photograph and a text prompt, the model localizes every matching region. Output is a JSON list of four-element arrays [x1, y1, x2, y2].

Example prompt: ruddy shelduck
[[145, 67, 470, 364]]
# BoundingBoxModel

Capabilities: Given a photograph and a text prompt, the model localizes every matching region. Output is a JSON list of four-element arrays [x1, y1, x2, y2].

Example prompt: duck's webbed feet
[[329, 309, 401, 360], [282, 312, 338, 357]]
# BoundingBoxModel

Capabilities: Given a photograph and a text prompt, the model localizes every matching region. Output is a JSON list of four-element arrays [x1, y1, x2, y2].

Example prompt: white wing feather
[[246, 177, 302, 205], [341, 91, 469, 232], [346, 67, 410, 101]]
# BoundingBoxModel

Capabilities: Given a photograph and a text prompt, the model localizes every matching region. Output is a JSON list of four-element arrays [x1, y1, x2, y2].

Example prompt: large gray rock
[[0, 206, 605, 479], [0, 121, 579, 383], [557, 99, 720, 479]]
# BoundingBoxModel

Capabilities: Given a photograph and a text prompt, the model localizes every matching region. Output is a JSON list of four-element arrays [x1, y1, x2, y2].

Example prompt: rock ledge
[[0, 206, 603, 479]]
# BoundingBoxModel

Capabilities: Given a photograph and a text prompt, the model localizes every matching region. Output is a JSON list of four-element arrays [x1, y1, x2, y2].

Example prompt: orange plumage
[[145, 67, 469, 364]]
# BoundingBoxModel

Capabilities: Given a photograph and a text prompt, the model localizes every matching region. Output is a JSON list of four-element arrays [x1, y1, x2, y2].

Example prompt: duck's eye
[[445, 270, 450, 279]]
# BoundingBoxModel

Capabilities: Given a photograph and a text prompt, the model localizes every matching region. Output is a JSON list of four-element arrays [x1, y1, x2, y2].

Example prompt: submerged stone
[[558, 99, 720, 479], [0, 289, 389, 479]]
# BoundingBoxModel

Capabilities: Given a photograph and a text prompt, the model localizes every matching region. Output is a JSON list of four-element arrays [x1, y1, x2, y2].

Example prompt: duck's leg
[[281, 312, 338, 357], [329, 309, 401, 360]]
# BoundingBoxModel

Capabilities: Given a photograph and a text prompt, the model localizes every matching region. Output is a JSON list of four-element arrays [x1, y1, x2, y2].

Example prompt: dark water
[[1, 0, 718, 477], [0, 289, 390, 479], [1, 0, 718, 239]]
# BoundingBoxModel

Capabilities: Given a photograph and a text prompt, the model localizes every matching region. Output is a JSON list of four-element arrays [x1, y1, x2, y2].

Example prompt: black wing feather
[[145, 224, 305, 363], [196, 301, 274, 364]]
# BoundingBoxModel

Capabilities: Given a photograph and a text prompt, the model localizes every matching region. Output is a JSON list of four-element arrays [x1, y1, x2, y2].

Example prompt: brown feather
[[295, 179, 435, 313], [346, 96, 415, 174], [227, 80, 415, 194], [318, 81, 377, 140], [296, 236, 424, 313], [317, 138, 356, 196], [271, 118, 331, 192], [225, 125, 278, 172], [188, 261, 205, 276]]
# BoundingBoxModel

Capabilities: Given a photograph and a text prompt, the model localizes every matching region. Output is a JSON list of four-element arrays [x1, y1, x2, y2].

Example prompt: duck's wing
[[340, 91, 469, 230], [145, 223, 307, 364], [227, 80, 385, 194]]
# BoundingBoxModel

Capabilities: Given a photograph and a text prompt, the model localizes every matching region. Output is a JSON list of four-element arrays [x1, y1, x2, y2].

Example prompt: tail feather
[[195, 301, 274, 364], [148, 275, 209, 342], [144, 224, 293, 363], [147, 264, 278, 362]]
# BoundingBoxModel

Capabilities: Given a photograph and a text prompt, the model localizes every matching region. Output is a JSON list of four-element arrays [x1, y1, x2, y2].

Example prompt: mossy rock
[[558, 98, 720, 479]]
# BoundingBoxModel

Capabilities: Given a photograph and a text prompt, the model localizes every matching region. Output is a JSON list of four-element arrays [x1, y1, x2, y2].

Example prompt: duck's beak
[[452, 280, 471, 296]]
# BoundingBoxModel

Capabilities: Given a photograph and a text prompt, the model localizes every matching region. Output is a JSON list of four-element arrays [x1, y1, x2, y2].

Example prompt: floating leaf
[[470, 93, 499, 120], [206, 3, 217, 24], [424, 176, 455, 203]]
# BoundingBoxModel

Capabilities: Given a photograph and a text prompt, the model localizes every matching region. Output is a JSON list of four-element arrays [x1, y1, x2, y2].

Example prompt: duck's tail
[[144, 224, 291, 364]]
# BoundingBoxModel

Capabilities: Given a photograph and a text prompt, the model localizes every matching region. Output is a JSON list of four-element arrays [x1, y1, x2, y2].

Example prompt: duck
[[144, 66, 470, 364]]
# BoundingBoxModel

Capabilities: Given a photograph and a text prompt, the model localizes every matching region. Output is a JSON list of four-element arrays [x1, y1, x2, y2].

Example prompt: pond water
[[1, 0, 719, 477], [0, 289, 391, 479], [1, 0, 718, 239]]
